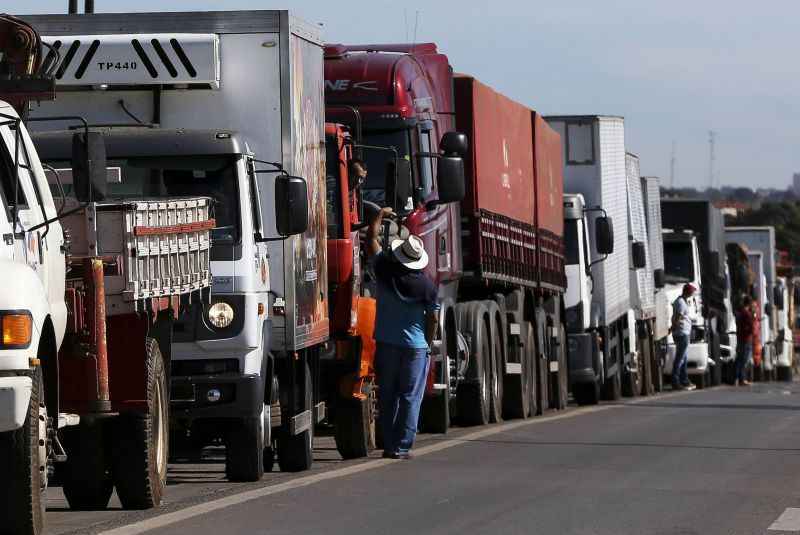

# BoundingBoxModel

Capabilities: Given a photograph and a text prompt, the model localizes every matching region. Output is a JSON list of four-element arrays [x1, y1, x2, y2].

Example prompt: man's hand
[[366, 207, 394, 257]]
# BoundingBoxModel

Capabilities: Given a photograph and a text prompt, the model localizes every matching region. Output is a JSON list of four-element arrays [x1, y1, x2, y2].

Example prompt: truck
[[725, 226, 778, 381], [548, 115, 646, 405], [661, 199, 728, 388], [774, 276, 793, 381], [325, 45, 570, 432], [0, 13, 222, 533], [625, 154, 660, 396], [25, 9, 326, 480], [641, 175, 669, 391]]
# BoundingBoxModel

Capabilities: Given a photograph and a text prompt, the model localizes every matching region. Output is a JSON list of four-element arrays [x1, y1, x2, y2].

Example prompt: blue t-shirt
[[372, 252, 440, 349]]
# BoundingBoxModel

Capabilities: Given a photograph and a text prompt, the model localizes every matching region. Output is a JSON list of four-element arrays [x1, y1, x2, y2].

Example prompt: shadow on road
[[619, 401, 800, 411]]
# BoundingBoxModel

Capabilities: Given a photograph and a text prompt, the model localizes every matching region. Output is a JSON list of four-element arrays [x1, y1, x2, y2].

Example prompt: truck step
[[432, 383, 449, 391], [57, 413, 80, 429], [549, 361, 559, 373], [289, 409, 312, 436], [505, 363, 522, 374], [314, 402, 326, 424], [508, 323, 521, 336]]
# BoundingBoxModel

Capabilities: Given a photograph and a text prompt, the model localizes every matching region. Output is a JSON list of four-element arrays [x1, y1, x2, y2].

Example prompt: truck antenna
[[708, 130, 717, 190], [411, 10, 419, 52], [669, 140, 676, 188]]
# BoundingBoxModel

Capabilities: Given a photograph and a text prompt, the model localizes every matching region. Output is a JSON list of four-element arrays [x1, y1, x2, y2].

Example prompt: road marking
[[769, 508, 800, 531], [99, 389, 692, 535]]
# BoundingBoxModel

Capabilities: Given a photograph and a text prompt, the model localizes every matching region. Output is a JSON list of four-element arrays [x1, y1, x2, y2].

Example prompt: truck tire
[[652, 344, 664, 393], [549, 324, 569, 410], [601, 365, 622, 401], [503, 322, 531, 419], [640, 334, 654, 396], [457, 303, 491, 426], [525, 322, 538, 417], [59, 421, 113, 510], [225, 406, 266, 482], [710, 360, 722, 386], [488, 307, 504, 423], [573, 381, 600, 406], [0, 369, 47, 535], [533, 309, 550, 415], [419, 313, 452, 434], [277, 361, 314, 472], [111, 338, 169, 509], [693, 371, 707, 389], [334, 388, 376, 460], [777, 366, 793, 382], [622, 351, 642, 398]]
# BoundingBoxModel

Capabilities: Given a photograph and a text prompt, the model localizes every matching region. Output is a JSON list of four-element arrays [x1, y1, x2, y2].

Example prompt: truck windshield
[[564, 219, 580, 265], [664, 241, 695, 283], [48, 155, 240, 245], [360, 129, 412, 206]]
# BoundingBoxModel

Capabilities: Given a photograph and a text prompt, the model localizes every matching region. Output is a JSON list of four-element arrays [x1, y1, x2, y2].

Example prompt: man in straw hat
[[367, 207, 440, 459]]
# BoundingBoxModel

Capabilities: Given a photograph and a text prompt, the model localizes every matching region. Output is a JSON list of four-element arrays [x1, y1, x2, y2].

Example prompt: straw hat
[[390, 235, 429, 271]]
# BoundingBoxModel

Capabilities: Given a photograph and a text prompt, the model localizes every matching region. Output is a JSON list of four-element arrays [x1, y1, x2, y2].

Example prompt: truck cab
[[662, 229, 709, 383], [563, 193, 613, 403]]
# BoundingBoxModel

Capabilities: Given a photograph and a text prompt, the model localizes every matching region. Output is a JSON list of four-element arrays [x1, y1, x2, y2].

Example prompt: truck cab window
[[360, 129, 412, 207], [0, 135, 29, 215], [564, 219, 580, 265], [325, 137, 343, 239], [664, 241, 694, 283], [418, 126, 434, 199]]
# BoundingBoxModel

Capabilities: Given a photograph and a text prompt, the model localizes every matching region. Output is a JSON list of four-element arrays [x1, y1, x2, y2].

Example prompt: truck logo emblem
[[325, 80, 378, 92]]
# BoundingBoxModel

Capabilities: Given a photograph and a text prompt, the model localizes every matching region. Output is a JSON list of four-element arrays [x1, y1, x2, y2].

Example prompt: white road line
[[769, 508, 800, 531], [99, 389, 692, 535]]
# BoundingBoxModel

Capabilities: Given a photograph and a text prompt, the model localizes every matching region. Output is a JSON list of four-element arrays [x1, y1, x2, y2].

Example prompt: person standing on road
[[367, 207, 440, 460], [735, 296, 755, 386], [671, 283, 697, 391]]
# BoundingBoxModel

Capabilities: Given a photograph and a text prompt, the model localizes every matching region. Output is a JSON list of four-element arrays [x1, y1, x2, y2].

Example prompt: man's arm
[[366, 207, 394, 258], [425, 310, 439, 348]]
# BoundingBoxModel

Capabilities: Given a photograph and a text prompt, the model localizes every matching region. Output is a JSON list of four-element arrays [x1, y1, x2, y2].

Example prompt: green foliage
[[731, 202, 800, 263]]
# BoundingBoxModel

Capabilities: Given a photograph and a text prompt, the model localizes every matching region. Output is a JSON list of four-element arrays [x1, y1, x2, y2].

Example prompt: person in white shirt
[[671, 283, 697, 391]]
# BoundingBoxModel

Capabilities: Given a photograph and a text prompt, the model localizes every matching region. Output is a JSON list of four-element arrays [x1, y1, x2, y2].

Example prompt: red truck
[[324, 44, 568, 433]]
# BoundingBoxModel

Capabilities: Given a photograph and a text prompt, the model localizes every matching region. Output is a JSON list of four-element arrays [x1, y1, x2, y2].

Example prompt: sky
[[12, 0, 800, 189]]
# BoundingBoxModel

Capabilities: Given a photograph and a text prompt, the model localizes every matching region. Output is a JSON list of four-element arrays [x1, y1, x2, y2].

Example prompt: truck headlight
[[1, 311, 32, 348], [208, 302, 234, 329]]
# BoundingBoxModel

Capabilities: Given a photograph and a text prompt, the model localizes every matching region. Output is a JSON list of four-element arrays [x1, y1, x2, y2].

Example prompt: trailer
[[26, 10, 323, 479], [641, 176, 668, 391], [547, 115, 641, 404]]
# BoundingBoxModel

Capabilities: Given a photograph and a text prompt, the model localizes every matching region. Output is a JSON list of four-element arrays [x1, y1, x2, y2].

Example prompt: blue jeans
[[672, 333, 690, 386], [375, 343, 430, 455], [736, 341, 752, 382]]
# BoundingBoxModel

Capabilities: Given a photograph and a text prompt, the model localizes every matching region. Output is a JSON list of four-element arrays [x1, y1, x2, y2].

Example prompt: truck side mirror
[[275, 174, 309, 236], [436, 156, 465, 203], [708, 251, 721, 275], [774, 286, 785, 310], [631, 241, 647, 269], [385, 158, 412, 213], [440, 131, 468, 157], [654, 268, 666, 289], [595, 216, 614, 255], [71, 131, 107, 202]]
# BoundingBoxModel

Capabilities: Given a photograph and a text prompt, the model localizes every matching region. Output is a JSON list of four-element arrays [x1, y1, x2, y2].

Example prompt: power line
[[669, 140, 676, 188], [708, 130, 717, 190]]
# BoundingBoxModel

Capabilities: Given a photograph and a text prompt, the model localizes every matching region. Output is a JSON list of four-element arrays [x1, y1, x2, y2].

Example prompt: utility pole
[[669, 140, 676, 188], [708, 130, 717, 190]]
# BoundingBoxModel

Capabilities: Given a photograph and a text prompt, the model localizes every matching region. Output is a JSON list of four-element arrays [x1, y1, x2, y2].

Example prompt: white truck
[[726, 226, 778, 381], [549, 115, 643, 404], [625, 153, 659, 396], [641, 175, 669, 391], [775, 276, 794, 381], [26, 10, 324, 480]]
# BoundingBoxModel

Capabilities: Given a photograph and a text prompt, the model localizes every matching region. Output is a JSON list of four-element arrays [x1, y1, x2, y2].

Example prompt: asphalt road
[[46, 381, 800, 535]]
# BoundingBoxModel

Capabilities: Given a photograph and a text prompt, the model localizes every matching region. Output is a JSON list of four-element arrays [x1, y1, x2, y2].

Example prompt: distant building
[[714, 200, 748, 219], [794, 173, 800, 195]]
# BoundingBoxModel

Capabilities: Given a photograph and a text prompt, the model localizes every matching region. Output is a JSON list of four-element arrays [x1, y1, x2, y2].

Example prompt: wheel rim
[[38, 402, 48, 491], [154, 378, 168, 478]]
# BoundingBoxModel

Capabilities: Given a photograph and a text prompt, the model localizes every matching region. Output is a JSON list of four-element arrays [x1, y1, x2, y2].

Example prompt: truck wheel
[[334, 388, 376, 460], [549, 324, 569, 410], [59, 421, 113, 510], [457, 303, 491, 426], [533, 310, 550, 415], [601, 365, 622, 401], [693, 371, 707, 390], [622, 351, 642, 398], [419, 386, 450, 434], [573, 381, 600, 406], [503, 322, 531, 419], [277, 362, 314, 472], [111, 338, 169, 509], [777, 366, 793, 382], [710, 360, 722, 386], [225, 405, 266, 482], [652, 345, 664, 393], [0, 369, 47, 534], [488, 311, 504, 423], [640, 336, 654, 396]]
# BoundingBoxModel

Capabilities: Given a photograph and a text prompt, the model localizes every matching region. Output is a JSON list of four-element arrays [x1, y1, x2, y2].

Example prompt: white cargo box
[[61, 197, 213, 314], [642, 176, 669, 340], [546, 115, 630, 326], [626, 153, 655, 320]]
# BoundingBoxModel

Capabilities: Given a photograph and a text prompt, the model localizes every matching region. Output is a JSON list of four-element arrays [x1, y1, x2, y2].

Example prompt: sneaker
[[382, 451, 399, 459], [396, 452, 414, 460], [740, 380, 751, 386], [682, 383, 697, 391]]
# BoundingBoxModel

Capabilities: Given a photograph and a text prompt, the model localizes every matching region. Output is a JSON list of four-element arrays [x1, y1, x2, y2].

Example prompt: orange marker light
[[3, 313, 32, 348]]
